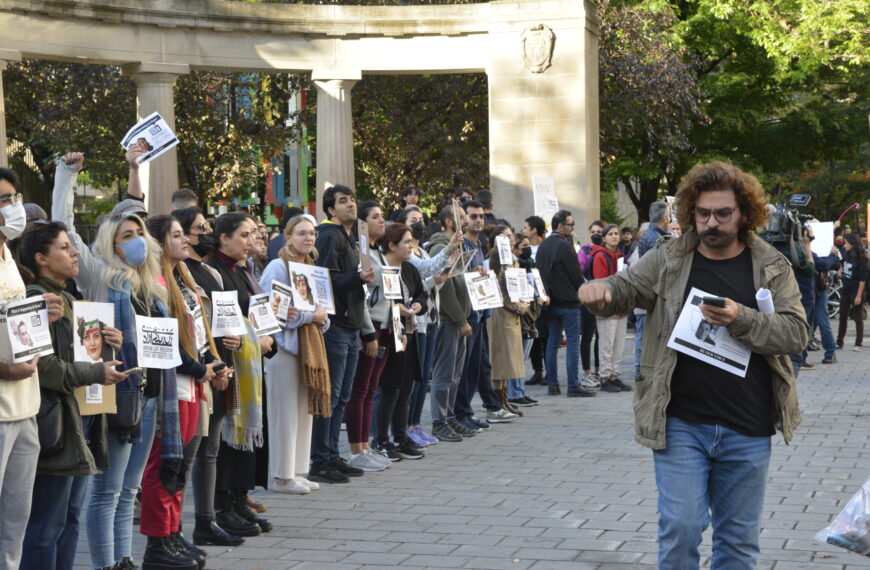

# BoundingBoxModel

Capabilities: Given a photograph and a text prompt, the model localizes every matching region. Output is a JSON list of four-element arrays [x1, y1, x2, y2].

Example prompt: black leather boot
[[142, 535, 198, 570], [215, 508, 261, 537], [192, 517, 245, 546], [169, 532, 206, 569], [232, 492, 273, 532]]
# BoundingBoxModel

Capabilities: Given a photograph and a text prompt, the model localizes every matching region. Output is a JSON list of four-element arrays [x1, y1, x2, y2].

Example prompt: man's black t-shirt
[[667, 248, 775, 437]]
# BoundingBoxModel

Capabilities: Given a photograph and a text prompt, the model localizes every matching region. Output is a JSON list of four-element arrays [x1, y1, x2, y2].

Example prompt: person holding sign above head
[[588, 224, 630, 394], [52, 151, 176, 570], [9, 221, 126, 570], [370, 223, 428, 462], [310, 186, 376, 484], [343, 201, 390, 472], [485, 226, 530, 417], [579, 161, 808, 569], [397, 205, 459, 448], [205, 213, 276, 536], [172, 207, 250, 547], [143, 215, 229, 568], [259, 215, 331, 493]]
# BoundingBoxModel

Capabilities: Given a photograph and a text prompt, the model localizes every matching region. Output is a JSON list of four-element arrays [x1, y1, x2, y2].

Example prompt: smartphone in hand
[[702, 296, 726, 308]]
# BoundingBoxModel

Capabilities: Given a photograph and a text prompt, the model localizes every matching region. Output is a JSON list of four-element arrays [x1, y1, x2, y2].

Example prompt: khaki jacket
[[590, 230, 808, 450]]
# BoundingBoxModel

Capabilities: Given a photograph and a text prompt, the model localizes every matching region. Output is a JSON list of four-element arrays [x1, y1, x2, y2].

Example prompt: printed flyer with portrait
[[210, 290, 247, 336], [120, 111, 180, 165], [269, 281, 295, 324], [381, 266, 403, 300], [248, 293, 281, 336], [5, 297, 53, 363], [73, 301, 116, 408], [464, 272, 503, 310], [135, 316, 182, 369], [505, 268, 533, 302], [391, 304, 405, 353], [358, 219, 371, 271], [530, 268, 549, 302], [665, 287, 751, 378], [495, 235, 513, 266], [285, 261, 336, 314]]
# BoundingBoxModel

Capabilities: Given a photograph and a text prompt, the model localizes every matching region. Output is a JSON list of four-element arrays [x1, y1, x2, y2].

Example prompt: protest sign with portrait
[[5, 297, 53, 363]]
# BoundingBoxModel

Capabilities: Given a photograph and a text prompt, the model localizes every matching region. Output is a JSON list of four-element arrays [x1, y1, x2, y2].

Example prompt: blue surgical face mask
[[116, 236, 148, 268]]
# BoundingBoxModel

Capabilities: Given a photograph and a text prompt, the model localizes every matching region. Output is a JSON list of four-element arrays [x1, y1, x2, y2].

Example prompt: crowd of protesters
[[0, 149, 867, 570]]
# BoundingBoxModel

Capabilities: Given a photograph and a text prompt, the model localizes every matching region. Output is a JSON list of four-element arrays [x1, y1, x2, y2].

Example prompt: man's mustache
[[700, 228, 723, 239]]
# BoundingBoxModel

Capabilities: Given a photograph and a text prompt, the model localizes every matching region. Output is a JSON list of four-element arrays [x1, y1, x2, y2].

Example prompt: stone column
[[0, 50, 22, 168], [313, 71, 360, 220], [122, 62, 189, 215]]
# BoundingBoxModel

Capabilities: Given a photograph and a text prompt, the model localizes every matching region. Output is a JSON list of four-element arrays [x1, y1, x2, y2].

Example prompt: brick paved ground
[[73, 324, 870, 569]]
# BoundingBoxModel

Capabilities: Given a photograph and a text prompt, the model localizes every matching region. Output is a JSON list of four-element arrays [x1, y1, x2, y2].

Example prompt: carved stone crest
[[521, 24, 555, 73]]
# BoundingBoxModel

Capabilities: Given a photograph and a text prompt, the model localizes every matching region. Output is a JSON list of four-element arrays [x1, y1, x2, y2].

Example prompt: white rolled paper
[[756, 288, 775, 314]]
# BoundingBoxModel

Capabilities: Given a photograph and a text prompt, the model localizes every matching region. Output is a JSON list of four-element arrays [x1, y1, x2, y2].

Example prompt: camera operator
[[762, 204, 815, 374]]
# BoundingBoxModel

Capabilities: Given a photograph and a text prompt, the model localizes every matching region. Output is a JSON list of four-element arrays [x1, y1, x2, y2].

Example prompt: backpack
[[583, 250, 612, 281]]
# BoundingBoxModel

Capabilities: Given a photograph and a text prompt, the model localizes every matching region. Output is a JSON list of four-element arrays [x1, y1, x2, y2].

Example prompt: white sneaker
[[295, 476, 319, 491], [853, 346, 863, 352], [348, 452, 387, 472], [486, 408, 518, 423], [581, 374, 600, 389], [364, 448, 392, 467], [272, 478, 310, 494]]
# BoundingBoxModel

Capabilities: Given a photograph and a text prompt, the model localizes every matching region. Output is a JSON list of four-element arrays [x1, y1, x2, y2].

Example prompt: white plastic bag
[[816, 476, 870, 556]]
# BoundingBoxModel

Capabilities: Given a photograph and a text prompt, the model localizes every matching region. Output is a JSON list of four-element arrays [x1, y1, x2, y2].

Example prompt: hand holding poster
[[120, 112, 180, 165], [495, 235, 512, 266], [5, 298, 53, 363], [358, 219, 371, 271], [665, 287, 751, 378], [505, 268, 533, 302], [135, 316, 182, 369], [72, 301, 116, 407], [530, 268, 549, 302], [248, 294, 281, 336], [285, 261, 336, 314], [210, 290, 247, 336], [464, 272, 503, 310], [269, 281, 294, 324], [382, 267, 403, 300]]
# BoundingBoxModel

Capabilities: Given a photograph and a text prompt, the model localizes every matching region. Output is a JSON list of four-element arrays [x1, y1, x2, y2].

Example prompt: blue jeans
[[654, 417, 771, 569], [814, 290, 836, 359], [409, 324, 438, 426], [87, 396, 157, 568], [545, 306, 581, 387], [633, 314, 646, 377], [311, 326, 360, 464], [507, 339, 533, 399]]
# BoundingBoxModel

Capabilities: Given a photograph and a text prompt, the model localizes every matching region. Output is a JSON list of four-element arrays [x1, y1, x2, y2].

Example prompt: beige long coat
[[486, 249, 529, 382]]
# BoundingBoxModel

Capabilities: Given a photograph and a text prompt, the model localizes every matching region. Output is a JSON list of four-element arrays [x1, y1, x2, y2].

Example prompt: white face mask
[[0, 201, 26, 240]]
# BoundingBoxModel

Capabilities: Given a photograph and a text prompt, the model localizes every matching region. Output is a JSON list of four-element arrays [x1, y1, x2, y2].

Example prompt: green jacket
[[27, 283, 108, 477], [427, 232, 472, 328], [590, 230, 808, 450]]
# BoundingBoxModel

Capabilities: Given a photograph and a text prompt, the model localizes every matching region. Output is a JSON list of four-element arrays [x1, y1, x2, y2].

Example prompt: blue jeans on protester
[[545, 306, 581, 388], [87, 396, 157, 568], [409, 324, 438, 426], [507, 339, 533, 399], [21, 416, 94, 570], [653, 417, 771, 569], [633, 314, 646, 378], [814, 289, 836, 359], [311, 325, 360, 464]]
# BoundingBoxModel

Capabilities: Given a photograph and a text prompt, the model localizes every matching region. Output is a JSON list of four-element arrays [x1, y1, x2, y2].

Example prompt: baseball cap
[[23, 203, 48, 223], [111, 199, 147, 219]]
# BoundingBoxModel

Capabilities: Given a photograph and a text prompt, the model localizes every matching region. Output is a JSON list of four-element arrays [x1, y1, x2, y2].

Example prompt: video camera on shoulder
[[761, 194, 813, 244]]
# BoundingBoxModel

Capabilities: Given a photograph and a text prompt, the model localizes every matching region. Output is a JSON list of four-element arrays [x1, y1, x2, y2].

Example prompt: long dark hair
[[845, 234, 867, 263], [213, 212, 249, 252], [10, 221, 68, 284]]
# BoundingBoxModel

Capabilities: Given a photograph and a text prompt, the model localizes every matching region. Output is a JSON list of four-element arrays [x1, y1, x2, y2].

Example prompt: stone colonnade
[[0, 0, 599, 228]]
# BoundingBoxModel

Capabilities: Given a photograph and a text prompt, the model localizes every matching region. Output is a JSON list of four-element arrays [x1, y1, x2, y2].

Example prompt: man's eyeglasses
[[562, 222, 576, 228], [0, 193, 22, 206], [468, 214, 484, 220], [695, 207, 736, 224]]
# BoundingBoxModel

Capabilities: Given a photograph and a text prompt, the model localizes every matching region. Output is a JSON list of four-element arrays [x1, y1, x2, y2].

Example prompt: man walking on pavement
[[580, 161, 808, 568]]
